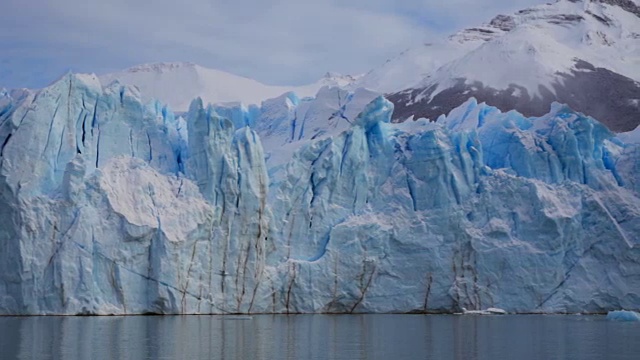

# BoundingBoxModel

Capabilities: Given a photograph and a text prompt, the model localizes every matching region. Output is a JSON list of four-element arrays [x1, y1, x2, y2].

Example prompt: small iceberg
[[462, 309, 490, 315], [486, 307, 507, 315], [606, 310, 640, 322], [461, 307, 507, 315]]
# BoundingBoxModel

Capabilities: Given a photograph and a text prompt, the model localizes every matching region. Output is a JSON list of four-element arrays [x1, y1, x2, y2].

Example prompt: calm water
[[0, 314, 638, 360]]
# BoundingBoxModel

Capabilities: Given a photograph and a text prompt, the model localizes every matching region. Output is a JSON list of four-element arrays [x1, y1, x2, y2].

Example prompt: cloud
[[0, 0, 545, 89]]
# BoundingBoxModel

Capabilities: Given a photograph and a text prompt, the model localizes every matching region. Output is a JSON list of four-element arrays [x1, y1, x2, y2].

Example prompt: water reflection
[[0, 314, 638, 359]]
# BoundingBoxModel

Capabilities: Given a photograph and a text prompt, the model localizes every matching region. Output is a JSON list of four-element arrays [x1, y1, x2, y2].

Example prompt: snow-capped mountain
[[99, 62, 358, 111], [349, 42, 473, 94], [357, 0, 640, 132]]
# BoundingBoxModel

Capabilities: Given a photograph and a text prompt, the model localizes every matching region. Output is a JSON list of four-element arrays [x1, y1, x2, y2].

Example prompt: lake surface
[[0, 314, 638, 359]]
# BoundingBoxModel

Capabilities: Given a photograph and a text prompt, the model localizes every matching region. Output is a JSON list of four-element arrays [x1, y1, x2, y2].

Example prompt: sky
[[0, 0, 545, 89]]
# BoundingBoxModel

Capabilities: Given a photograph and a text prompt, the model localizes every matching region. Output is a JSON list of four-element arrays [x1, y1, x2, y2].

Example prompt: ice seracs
[[208, 86, 380, 181]]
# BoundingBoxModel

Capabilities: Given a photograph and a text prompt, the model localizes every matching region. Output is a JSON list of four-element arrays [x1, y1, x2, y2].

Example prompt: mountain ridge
[[376, 0, 640, 132], [99, 61, 359, 111]]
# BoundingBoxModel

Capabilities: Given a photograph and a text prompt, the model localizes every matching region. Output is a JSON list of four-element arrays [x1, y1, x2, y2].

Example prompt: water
[[0, 314, 638, 359]]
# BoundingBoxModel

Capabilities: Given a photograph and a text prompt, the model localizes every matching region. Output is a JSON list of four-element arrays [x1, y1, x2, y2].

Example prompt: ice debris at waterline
[[0, 74, 639, 315], [460, 307, 507, 315], [606, 311, 640, 322]]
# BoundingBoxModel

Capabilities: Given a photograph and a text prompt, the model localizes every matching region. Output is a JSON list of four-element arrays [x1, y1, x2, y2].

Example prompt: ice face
[[0, 75, 638, 315], [267, 97, 640, 314]]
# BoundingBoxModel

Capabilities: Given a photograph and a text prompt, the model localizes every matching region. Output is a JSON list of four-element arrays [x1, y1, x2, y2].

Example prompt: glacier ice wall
[[264, 97, 640, 314], [0, 75, 271, 314], [0, 75, 638, 315]]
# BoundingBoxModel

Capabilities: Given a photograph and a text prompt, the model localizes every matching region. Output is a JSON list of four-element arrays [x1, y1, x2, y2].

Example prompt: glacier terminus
[[0, 73, 638, 315]]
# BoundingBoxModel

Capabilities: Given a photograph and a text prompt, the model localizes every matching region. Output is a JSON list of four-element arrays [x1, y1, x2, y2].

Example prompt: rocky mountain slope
[[364, 0, 640, 132]]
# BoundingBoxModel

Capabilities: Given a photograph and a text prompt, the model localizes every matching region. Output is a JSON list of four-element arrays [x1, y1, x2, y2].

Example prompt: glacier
[[0, 74, 638, 315]]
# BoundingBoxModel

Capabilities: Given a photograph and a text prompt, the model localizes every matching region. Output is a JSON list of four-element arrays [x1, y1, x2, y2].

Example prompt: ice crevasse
[[0, 74, 638, 315]]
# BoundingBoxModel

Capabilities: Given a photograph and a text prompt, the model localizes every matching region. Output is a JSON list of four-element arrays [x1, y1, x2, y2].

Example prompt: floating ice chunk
[[606, 310, 640, 322], [462, 307, 507, 315], [462, 308, 491, 315], [487, 307, 507, 314]]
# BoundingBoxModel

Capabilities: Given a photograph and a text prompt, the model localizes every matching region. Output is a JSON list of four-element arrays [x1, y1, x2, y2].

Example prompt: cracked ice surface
[[0, 74, 638, 315]]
